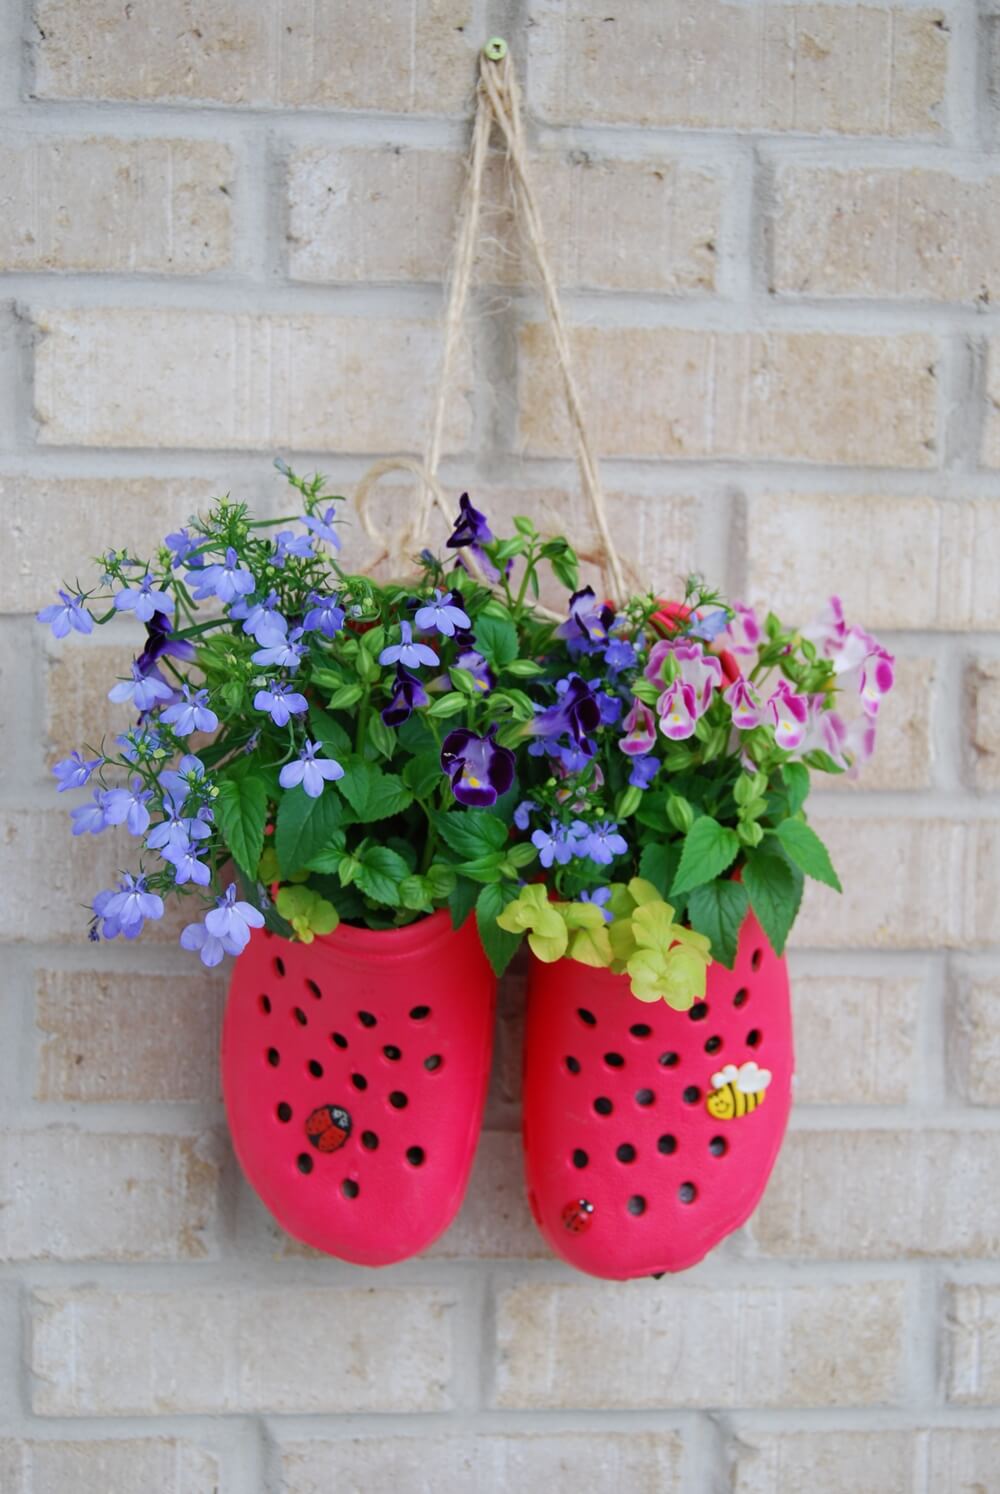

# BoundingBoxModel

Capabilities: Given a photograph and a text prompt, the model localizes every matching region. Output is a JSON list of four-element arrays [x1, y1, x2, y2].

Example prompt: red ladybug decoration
[[305, 1104, 352, 1154], [561, 1199, 595, 1234]]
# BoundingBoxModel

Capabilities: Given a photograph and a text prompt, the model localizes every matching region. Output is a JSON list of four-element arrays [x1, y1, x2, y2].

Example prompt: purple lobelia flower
[[604, 637, 637, 674], [619, 698, 657, 756], [108, 663, 175, 713], [101, 873, 164, 936], [252, 626, 307, 672], [598, 691, 622, 726], [766, 680, 809, 751], [147, 798, 211, 853], [161, 686, 219, 737], [102, 776, 154, 836], [204, 882, 265, 953], [688, 608, 730, 643], [272, 529, 314, 568], [628, 755, 660, 791], [118, 726, 166, 764], [160, 838, 211, 886], [381, 665, 428, 727], [37, 590, 93, 639], [379, 621, 439, 670], [513, 799, 537, 831], [580, 820, 629, 866], [232, 591, 287, 644], [279, 740, 345, 798], [724, 675, 763, 730], [414, 588, 471, 637], [531, 819, 577, 868], [135, 611, 196, 678], [302, 505, 342, 549], [70, 788, 114, 836], [302, 592, 346, 638], [525, 675, 602, 751], [455, 649, 494, 694], [114, 573, 174, 623], [189, 547, 255, 604], [254, 681, 308, 727], [179, 917, 228, 966], [52, 750, 102, 792], [557, 586, 615, 651], [165, 527, 198, 568], [656, 679, 698, 741], [440, 725, 515, 808], [580, 887, 614, 923]]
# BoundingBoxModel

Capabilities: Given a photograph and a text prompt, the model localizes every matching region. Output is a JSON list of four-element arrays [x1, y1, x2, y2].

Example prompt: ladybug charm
[[305, 1104, 352, 1154], [561, 1199, 595, 1234]]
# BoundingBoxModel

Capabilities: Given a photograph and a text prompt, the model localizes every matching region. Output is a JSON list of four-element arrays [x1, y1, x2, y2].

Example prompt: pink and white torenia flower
[[720, 603, 762, 663], [859, 647, 895, 718], [645, 639, 722, 716], [766, 680, 809, 751], [724, 675, 763, 730], [656, 679, 698, 741], [618, 698, 657, 756]]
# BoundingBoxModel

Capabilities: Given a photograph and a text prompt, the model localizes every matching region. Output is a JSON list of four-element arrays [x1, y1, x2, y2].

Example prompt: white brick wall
[[3, 0, 999, 1488]]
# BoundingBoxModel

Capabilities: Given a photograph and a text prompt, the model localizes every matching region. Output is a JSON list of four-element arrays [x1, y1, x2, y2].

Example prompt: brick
[[30, 1286, 454, 1414], [44, 641, 137, 764], [1, 476, 218, 614], [770, 165, 1000, 303], [35, 967, 223, 1103], [32, 309, 472, 452], [518, 327, 937, 467], [0, 1130, 220, 1261], [32, 0, 476, 111], [967, 657, 1000, 790], [948, 975, 1000, 1105], [279, 1432, 683, 1494], [0, 137, 231, 273], [731, 1428, 1000, 1494], [494, 1280, 905, 1408], [287, 145, 722, 294], [526, 0, 947, 138], [791, 972, 920, 1105], [427, 1133, 544, 1259], [749, 1130, 1000, 1259], [981, 340, 1000, 467], [746, 493, 1000, 632], [0, 1438, 218, 1494], [944, 1283, 1000, 1404], [828, 657, 934, 793]]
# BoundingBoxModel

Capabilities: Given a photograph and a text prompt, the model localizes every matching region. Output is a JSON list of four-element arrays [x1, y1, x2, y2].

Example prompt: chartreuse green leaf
[[743, 850, 803, 957], [337, 759, 412, 823], [476, 882, 522, 977], [670, 816, 740, 896], [496, 884, 568, 963], [686, 878, 749, 970], [215, 775, 268, 875], [275, 884, 338, 943], [772, 819, 842, 891]]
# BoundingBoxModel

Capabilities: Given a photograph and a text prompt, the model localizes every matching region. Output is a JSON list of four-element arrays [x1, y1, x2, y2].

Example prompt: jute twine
[[354, 43, 629, 607]]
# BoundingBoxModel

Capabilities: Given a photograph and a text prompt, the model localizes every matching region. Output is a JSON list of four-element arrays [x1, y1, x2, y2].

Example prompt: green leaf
[[773, 819, 842, 891], [275, 788, 345, 877], [354, 845, 410, 906], [337, 759, 412, 823], [304, 830, 347, 873], [214, 775, 268, 876], [449, 666, 479, 695], [670, 816, 740, 896], [476, 882, 522, 977], [326, 682, 364, 710], [474, 612, 518, 668], [448, 875, 479, 930], [743, 851, 803, 957], [402, 749, 444, 800], [365, 711, 396, 760], [638, 842, 681, 900], [782, 762, 810, 815], [503, 659, 545, 678], [686, 879, 749, 970], [426, 692, 469, 720], [426, 864, 456, 900], [431, 809, 508, 859], [454, 852, 505, 884], [399, 874, 433, 912], [802, 748, 845, 775]]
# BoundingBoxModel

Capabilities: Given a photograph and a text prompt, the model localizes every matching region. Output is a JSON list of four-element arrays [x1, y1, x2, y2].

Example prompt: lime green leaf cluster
[[275, 885, 339, 944]]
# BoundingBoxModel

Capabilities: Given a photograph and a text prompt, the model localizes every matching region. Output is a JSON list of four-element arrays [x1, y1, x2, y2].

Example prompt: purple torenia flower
[[629, 755, 660, 790], [102, 776, 154, 836], [379, 621, 439, 669], [580, 820, 629, 865], [160, 838, 211, 886], [114, 573, 174, 623], [189, 547, 255, 604], [580, 887, 613, 923], [252, 626, 307, 672], [513, 799, 537, 831], [279, 740, 345, 798], [724, 676, 763, 730], [232, 591, 287, 644], [70, 788, 114, 836], [414, 588, 471, 637], [456, 649, 494, 694], [381, 665, 428, 727], [37, 590, 93, 639], [272, 529, 314, 568], [108, 664, 174, 713], [161, 686, 218, 736], [526, 676, 602, 751], [135, 611, 196, 677], [446, 493, 504, 582], [52, 750, 101, 792], [302, 592, 346, 638], [766, 680, 809, 750], [557, 586, 615, 651], [101, 873, 164, 935], [440, 725, 515, 808], [302, 505, 341, 549], [254, 681, 308, 727], [204, 883, 265, 953], [656, 679, 698, 741], [619, 698, 657, 756]]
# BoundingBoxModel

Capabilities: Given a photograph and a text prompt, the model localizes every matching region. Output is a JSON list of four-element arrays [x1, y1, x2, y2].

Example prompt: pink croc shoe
[[522, 909, 792, 1278], [222, 910, 495, 1265]]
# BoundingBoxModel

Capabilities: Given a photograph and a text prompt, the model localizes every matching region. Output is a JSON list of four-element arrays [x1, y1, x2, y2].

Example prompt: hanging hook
[[483, 37, 508, 61]]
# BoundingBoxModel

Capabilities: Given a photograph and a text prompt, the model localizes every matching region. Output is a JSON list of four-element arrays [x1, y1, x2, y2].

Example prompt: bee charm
[[705, 1061, 772, 1121]]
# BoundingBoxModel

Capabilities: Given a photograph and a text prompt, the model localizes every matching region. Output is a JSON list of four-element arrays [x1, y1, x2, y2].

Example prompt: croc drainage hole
[[276, 1102, 292, 1123], [341, 1179, 359, 1199], [593, 1096, 613, 1116], [679, 1181, 698, 1204], [682, 1085, 701, 1105], [604, 1052, 624, 1068], [705, 1035, 722, 1055], [274, 956, 286, 978], [709, 1136, 728, 1157], [565, 1056, 581, 1075], [577, 1008, 597, 1026], [572, 1148, 588, 1169], [266, 1047, 280, 1067], [389, 1091, 408, 1109], [331, 1032, 348, 1050], [383, 1045, 402, 1061], [305, 979, 322, 1001], [658, 1134, 678, 1155], [747, 1028, 762, 1047], [409, 1005, 431, 1021], [751, 948, 763, 971], [627, 1195, 647, 1216], [358, 1011, 377, 1028], [658, 1051, 679, 1068], [308, 1060, 323, 1079], [406, 1146, 426, 1167], [635, 1088, 655, 1107], [259, 995, 271, 1015], [688, 1001, 708, 1021], [424, 1054, 442, 1072], [361, 1130, 379, 1150], [616, 1143, 636, 1164], [292, 1006, 307, 1026], [630, 1023, 651, 1038], [733, 987, 749, 1007], [296, 1153, 312, 1174], [351, 1073, 367, 1091]]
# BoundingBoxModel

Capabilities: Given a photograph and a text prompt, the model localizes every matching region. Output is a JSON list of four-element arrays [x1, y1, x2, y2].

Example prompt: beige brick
[[35, 967, 223, 1103], [791, 972, 920, 1105], [731, 1428, 1000, 1494], [427, 1132, 544, 1259], [287, 145, 721, 294], [494, 1280, 905, 1408], [0, 137, 231, 273], [981, 339, 1000, 467], [44, 641, 137, 764], [32, 0, 475, 111], [948, 975, 1000, 1105], [770, 165, 1000, 302], [518, 327, 937, 467], [944, 1283, 1000, 1404], [749, 1130, 1000, 1259], [746, 493, 1000, 632], [0, 1130, 220, 1261], [1, 476, 218, 614], [827, 657, 933, 792], [32, 308, 471, 452], [526, 0, 947, 138], [280, 1433, 682, 1494], [0, 1438, 218, 1494], [30, 1286, 454, 1414], [967, 657, 1000, 790]]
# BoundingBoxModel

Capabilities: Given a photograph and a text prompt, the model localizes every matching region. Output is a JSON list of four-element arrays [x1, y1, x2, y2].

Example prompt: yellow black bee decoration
[[706, 1061, 772, 1121]]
